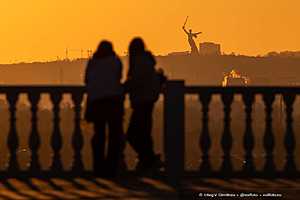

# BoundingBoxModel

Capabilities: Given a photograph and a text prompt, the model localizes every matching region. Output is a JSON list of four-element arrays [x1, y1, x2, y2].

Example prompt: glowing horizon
[[1, 0, 300, 63]]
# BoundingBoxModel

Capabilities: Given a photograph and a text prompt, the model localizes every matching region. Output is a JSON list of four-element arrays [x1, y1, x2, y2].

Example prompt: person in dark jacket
[[125, 37, 167, 173], [84, 40, 125, 177]]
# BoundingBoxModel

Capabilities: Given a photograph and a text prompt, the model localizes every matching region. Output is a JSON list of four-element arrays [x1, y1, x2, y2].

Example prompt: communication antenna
[[65, 48, 69, 60], [65, 48, 93, 59], [87, 49, 93, 58]]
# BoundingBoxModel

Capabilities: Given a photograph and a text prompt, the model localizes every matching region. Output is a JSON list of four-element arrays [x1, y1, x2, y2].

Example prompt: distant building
[[222, 70, 249, 87], [199, 42, 221, 56], [167, 51, 190, 56], [266, 51, 300, 58]]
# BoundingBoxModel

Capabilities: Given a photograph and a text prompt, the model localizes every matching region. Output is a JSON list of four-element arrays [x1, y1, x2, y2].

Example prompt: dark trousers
[[127, 101, 156, 164], [90, 97, 124, 176]]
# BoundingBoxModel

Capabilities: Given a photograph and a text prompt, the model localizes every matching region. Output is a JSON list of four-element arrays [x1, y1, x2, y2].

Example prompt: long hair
[[128, 37, 146, 69], [93, 40, 115, 59], [129, 37, 145, 55]]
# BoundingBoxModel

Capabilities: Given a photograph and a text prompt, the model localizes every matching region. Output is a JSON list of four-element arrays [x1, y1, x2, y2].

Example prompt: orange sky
[[0, 0, 299, 63]]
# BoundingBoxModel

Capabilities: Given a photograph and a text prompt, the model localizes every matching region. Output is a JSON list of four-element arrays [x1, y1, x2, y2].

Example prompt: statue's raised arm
[[182, 26, 189, 35], [182, 16, 189, 35]]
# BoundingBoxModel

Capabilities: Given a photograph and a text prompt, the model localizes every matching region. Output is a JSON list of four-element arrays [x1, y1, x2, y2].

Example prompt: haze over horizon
[[1, 0, 300, 63]]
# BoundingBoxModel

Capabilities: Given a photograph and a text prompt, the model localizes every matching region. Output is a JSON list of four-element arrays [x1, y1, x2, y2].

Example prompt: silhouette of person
[[84, 40, 125, 177], [182, 26, 202, 55], [125, 37, 166, 174]]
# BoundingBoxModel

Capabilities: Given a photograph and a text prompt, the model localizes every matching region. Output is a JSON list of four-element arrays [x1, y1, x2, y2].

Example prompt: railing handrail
[[0, 86, 85, 93], [1, 84, 300, 94], [185, 86, 300, 94]]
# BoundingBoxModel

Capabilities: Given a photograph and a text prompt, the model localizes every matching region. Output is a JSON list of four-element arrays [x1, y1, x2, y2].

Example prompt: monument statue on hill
[[182, 16, 202, 56]]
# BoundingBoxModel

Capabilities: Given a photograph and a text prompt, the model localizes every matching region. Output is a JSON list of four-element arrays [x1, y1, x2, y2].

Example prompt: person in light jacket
[[84, 40, 124, 177]]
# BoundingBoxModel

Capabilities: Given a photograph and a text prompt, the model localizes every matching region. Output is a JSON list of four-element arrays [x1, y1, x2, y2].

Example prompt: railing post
[[71, 91, 84, 174], [220, 92, 234, 177], [164, 80, 185, 187], [262, 92, 275, 177], [7, 91, 19, 174], [242, 91, 255, 176], [29, 92, 41, 174], [199, 91, 212, 175], [283, 93, 297, 177], [50, 92, 63, 174]]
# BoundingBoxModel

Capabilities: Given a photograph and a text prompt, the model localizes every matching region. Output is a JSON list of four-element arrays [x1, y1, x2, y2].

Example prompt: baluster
[[198, 92, 212, 175], [242, 92, 255, 176], [283, 93, 296, 176], [220, 93, 234, 176], [262, 93, 275, 177], [50, 92, 63, 173], [29, 92, 41, 174], [71, 91, 84, 174], [7, 91, 19, 173]]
